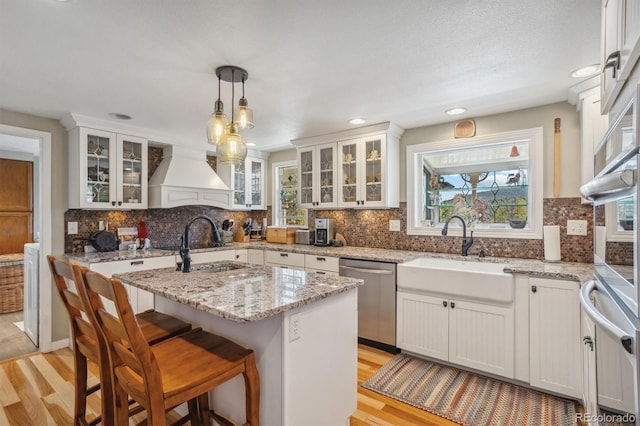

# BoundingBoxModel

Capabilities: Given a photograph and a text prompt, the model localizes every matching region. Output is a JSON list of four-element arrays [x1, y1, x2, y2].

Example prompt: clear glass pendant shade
[[217, 123, 247, 165], [206, 100, 228, 144], [234, 97, 254, 129]]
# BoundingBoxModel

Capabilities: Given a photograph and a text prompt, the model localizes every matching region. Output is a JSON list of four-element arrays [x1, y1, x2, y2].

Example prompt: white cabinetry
[[581, 308, 598, 423], [601, 0, 640, 113], [297, 143, 338, 209], [68, 127, 148, 210], [304, 254, 339, 276], [397, 291, 515, 378], [337, 134, 398, 208], [292, 122, 403, 210], [578, 86, 609, 198], [188, 250, 236, 265], [264, 250, 305, 270], [88, 256, 175, 313], [218, 153, 268, 210], [234, 249, 264, 265], [529, 278, 582, 399]]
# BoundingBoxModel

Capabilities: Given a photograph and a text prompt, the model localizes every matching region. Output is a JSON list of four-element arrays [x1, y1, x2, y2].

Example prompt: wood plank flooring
[[0, 311, 37, 361]]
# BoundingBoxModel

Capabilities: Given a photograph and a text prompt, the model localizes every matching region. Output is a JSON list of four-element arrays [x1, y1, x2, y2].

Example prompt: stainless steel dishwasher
[[339, 258, 397, 351]]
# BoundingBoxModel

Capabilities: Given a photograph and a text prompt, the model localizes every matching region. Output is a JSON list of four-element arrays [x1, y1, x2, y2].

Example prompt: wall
[[267, 101, 599, 263], [0, 108, 69, 342]]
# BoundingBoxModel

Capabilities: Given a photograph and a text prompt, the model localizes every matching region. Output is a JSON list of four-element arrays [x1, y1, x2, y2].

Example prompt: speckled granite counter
[[65, 242, 595, 284], [114, 261, 363, 323]]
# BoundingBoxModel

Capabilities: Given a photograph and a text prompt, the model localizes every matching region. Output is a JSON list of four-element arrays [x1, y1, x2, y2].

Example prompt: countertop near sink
[[64, 242, 595, 284], [115, 262, 363, 323]]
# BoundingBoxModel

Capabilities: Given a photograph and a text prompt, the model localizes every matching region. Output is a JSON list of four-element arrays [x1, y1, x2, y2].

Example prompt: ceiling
[[0, 0, 601, 152]]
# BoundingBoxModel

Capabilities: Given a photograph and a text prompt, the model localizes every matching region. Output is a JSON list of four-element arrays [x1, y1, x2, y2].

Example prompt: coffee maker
[[314, 218, 335, 246]]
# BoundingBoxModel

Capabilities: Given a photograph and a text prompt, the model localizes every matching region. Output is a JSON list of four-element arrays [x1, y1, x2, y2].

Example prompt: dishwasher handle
[[339, 265, 393, 275], [579, 279, 634, 354]]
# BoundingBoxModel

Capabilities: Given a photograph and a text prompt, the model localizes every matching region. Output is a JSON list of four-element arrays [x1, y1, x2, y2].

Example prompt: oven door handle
[[579, 169, 635, 203], [579, 279, 634, 354]]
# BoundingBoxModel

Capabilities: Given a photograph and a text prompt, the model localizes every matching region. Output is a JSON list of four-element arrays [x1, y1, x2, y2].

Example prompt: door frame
[[0, 124, 53, 352]]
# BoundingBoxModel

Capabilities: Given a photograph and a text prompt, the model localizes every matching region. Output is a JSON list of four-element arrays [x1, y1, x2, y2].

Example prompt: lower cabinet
[[581, 307, 598, 423], [397, 291, 515, 379], [529, 277, 582, 399], [88, 256, 175, 314], [304, 254, 339, 276], [188, 249, 236, 264], [264, 250, 305, 270]]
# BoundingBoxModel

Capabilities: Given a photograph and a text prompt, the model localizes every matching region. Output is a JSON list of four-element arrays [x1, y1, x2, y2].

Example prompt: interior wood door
[[0, 159, 33, 254]]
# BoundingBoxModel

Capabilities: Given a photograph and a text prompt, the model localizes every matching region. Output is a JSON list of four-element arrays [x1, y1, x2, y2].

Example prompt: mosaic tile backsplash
[[64, 196, 629, 265]]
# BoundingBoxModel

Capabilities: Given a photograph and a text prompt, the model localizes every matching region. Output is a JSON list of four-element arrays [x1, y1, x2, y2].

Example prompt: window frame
[[406, 127, 544, 239], [272, 160, 308, 228]]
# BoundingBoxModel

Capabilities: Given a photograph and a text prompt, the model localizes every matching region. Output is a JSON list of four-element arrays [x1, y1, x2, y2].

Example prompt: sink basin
[[190, 261, 248, 273], [397, 257, 514, 304]]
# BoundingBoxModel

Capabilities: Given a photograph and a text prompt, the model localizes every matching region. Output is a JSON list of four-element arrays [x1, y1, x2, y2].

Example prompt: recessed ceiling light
[[349, 118, 366, 125], [445, 107, 466, 115], [570, 64, 600, 78], [108, 113, 132, 120], [246, 142, 256, 147]]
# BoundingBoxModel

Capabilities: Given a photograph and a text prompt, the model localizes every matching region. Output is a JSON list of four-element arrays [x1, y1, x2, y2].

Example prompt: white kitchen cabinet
[[68, 127, 148, 210], [247, 249, 265, 265], [264, 250, 305, 270], [188, 250, 236, 265], [218, 153, 268, 210], [235, 249, 248, 263], [88, 256, 175, 314], [293, 122, 404, 210], [581, 307, 598, 424], [337, 134, 398, 208], [529, 278, 582, 399], [397, 291, 515, 379], [578, 86, 609, 202], [304, 254, 339, 276], [297, 143, 338, 209], [600, 0, 640, 113]]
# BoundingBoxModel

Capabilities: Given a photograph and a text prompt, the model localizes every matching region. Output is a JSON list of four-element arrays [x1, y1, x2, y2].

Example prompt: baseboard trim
[[49, 338, 70, 352]]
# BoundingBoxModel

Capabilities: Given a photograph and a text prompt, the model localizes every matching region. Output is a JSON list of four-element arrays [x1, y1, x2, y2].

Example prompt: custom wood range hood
[[148, 145, 232, 209]]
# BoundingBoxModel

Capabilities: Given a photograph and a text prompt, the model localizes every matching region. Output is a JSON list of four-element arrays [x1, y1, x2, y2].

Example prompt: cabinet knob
[[280, 253, 288, 257], [236, 254, 240, 259], [583, 336, 594, 351], [111, 201, 116, 206], [117, 201, 122, 206], [604, 50, 621, 78], [531, 285, 537, 293], [361, 200, 365, 205], [443, 301, 447, 307], [450, 301, 455, 309], [317, 257, 325, 261]]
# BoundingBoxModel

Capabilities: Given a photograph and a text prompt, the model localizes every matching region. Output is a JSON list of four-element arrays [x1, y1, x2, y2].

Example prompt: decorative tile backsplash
[[64, 195, 630, 265]]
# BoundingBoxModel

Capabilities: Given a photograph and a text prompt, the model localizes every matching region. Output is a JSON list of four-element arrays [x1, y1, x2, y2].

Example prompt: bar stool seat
[[47, 255, 192, 426], [76, 266, 260, 426]]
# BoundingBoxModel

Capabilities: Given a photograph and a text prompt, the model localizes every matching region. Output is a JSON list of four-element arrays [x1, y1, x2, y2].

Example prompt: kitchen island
[[115, 261, 363, 426]]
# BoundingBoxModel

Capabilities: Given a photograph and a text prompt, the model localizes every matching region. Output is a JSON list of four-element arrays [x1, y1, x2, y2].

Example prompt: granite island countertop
[[67, 242, 596, 284], [114, 261, 363, 323]]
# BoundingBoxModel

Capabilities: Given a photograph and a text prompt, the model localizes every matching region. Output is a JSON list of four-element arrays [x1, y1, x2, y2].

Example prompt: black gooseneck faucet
[[441, 214, 474, 256], [179, 215, 222, 272]]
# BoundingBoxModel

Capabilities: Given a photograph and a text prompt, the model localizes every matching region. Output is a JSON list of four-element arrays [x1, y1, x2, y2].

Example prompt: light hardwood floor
[[0, 311, 37, 361], [0, 344, 463, 425]]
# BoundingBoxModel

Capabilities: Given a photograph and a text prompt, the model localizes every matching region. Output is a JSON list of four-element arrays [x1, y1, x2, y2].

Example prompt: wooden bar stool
[[47, 255, 192, 426], [75, 266, 260, 426]]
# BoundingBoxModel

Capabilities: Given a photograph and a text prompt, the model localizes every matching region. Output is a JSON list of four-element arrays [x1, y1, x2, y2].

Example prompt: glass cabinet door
[[340, 140, 358, 204], [250, 159, 262, 207], [234, 161, 246, 206], [85, 130, 115, 207], [119, 136, 145, 207], [364, 137, 383, 203], [318, 145, 335, 205], [299, 149, 314, 206]]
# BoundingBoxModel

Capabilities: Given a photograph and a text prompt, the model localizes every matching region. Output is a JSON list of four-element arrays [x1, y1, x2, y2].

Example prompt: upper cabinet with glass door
[[217, 153, 268, 210], [68, 127, 148, 210], [293, 122, 403, 209]]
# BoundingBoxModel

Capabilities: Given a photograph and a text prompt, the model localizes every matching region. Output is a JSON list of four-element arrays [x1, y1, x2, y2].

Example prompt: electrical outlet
[[99, 220, 106, 231], [389, 220, 401, 232], [289, 313, 301, 342], [567, 220, 588, 236], [68, 221, 78, 235]]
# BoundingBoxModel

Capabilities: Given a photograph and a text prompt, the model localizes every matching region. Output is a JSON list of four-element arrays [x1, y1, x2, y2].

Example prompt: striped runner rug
[[362, 353, 579, 426]]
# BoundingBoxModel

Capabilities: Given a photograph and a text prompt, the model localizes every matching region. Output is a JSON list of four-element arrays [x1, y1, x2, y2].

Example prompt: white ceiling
[[0, 0, 601, 152]]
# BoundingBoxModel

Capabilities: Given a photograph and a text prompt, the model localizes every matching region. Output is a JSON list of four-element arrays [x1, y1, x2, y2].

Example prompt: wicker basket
[[0, 253, 24, 313]]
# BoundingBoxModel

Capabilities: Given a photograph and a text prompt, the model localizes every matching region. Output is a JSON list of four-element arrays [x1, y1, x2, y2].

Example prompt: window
[[272, 160, 308, 227], [407, 128, 543, 239]]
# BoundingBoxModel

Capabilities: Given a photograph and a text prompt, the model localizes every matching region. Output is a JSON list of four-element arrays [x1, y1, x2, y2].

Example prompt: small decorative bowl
[[509, 219, 527, 229], [619, 219, 634, 231]]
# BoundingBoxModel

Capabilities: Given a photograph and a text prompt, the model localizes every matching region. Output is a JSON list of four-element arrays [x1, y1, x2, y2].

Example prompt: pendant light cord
[[217, 74, 221, 102], [231, 69, 235, 123]]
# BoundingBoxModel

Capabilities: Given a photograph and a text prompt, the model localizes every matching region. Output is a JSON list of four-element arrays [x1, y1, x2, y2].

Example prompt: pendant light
[[206, 74, 228, 144], [215, 67, 248, 165], [234, 76, 254, 129]]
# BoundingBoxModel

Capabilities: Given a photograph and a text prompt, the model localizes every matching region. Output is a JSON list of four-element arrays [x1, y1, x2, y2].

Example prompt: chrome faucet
[[441, 214, 474, 256], [179, 215, 222, 272]]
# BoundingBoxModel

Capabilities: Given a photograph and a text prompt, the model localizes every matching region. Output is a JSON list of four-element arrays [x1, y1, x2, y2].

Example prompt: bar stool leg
[[73, 351, 88, 426], [243, 351, 260, 426]]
